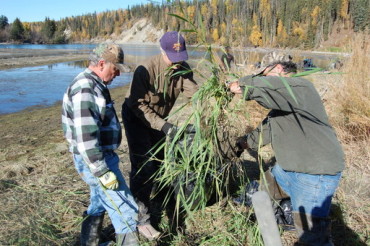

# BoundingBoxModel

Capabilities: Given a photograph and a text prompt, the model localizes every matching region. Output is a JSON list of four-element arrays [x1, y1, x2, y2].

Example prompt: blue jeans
[[73, 152, 138, 234], [271, 164, 341, 218]]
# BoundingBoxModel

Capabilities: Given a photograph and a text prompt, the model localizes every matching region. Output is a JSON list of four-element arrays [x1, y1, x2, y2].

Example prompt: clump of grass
[[171, 202, 263, 246], [150, 2, 252, 236]]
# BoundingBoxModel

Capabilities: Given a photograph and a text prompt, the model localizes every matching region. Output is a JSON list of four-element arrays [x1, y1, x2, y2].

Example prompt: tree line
[[0, 0, 369, 48]]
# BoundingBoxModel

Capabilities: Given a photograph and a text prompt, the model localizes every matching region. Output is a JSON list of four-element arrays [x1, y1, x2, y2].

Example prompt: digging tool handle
[[252, 191, 283, 246]]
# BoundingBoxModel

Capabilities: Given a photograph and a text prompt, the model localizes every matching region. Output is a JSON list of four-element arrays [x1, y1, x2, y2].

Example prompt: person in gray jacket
[[227, 52, 345, 246]]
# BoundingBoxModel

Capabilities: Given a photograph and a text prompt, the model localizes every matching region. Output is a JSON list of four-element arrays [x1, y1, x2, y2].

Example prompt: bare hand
[[227, 81, 242, 94]]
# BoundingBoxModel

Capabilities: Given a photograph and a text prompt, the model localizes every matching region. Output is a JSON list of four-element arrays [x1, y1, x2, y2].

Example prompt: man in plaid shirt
[[62, 43, 139, 246]]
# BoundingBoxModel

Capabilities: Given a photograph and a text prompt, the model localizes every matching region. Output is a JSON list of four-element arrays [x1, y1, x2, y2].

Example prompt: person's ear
[[98, 60, 105, 71], [275, 64, 285, 73]]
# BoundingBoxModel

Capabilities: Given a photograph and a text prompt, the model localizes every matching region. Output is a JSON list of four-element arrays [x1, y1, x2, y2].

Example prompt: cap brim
[[166, 50, 188, 63], [253, 66, 267, 76], [115, 63, 131, 73]]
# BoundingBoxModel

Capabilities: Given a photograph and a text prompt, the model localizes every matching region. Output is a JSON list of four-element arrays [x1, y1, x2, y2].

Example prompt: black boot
[[116, 232, 139, 246], [274, 199, 295, 231], [293, 212, 333, 246], [80, 211, 104, 246]]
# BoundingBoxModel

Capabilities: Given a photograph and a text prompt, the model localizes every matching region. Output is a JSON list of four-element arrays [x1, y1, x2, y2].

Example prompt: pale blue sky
[[1, 0, 155, 23]]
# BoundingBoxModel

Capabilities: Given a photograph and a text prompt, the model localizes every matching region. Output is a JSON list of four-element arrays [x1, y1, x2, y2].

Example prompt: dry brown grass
[[0, 38, 369, 245], [329, 34, 370, 142], [324, 33, 370, 245]]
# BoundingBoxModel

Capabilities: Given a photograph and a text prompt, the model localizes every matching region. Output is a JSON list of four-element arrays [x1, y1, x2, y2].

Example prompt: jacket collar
[[85, 68, 107, 88]]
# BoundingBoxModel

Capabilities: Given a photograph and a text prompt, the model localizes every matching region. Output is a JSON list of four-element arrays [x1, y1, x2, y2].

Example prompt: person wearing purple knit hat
[[121, 31, 198, 240]]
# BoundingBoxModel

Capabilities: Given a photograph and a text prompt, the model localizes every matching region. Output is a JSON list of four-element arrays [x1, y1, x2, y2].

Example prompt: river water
[[0, 44, 163, 115], [0, 61, 135, 114], [0, 44, 344, 115]]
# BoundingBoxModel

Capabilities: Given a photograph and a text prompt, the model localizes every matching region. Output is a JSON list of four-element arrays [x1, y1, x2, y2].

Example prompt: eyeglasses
[[173, 61, 183, 65]]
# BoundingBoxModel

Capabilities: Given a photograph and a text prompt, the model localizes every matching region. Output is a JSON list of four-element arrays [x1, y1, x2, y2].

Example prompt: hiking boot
[[116, 232, 139, 246], [137, 224, 161, 241], [80, 211, 104, 246]]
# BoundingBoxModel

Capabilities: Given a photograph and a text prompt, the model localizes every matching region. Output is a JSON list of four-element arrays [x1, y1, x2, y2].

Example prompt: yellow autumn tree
[[260, 0, 271, 20], [200, 3, 209, 29], [292, 21, 307, 42], [340, 0, 350, 28], [219, 36, 227, 46], [171, 9, 182, 29], [340, 0, 349, 21], [200, 3, 208, 17], [249, 25, 262, 47], [23, 22, 31, 32], [231, 18, 239, 40], [211, 0, 218, 16], [187, 5, 196, 20], [225, 0, 232, 14], [252, 13, 258, 26], [301, 7, 308, 18], [220, 22, 227, 34], [81, 29, 90, 40], [311, 6, 321, 26], [276, 19, 288, 45], [212, 28, 219, 43]]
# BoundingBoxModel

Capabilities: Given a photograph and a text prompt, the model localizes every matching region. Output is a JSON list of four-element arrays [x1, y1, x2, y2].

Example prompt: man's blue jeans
[[73, 152, 138, 234], [271, 164, 342, 218]]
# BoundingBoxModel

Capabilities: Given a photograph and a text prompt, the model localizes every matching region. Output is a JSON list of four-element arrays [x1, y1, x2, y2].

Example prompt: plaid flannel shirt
[[62, 68, 122, 177]]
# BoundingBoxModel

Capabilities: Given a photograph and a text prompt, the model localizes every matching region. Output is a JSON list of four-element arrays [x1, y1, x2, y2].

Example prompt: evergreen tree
[[0, 15, 9, 29], [10, 18, 24, 41], [1, 0, 369, 47], [53, 22, 67, 44], [352, 0, 369, 32], [41, 17, 56, 42]]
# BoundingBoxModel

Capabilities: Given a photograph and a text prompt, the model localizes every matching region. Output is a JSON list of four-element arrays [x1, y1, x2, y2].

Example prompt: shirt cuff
[[88, 160, 110, 177]]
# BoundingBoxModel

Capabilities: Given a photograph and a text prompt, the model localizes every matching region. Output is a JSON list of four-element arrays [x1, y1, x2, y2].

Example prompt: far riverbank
[[0, 48, 89, 70]]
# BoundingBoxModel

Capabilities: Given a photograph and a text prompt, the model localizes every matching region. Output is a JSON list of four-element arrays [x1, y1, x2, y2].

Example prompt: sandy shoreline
[[0, 48, 89, 70]]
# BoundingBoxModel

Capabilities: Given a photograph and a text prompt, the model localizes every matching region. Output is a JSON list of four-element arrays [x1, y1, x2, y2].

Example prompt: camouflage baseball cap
[[92, 43, 130, 72], [254, 51, 293, 75]]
